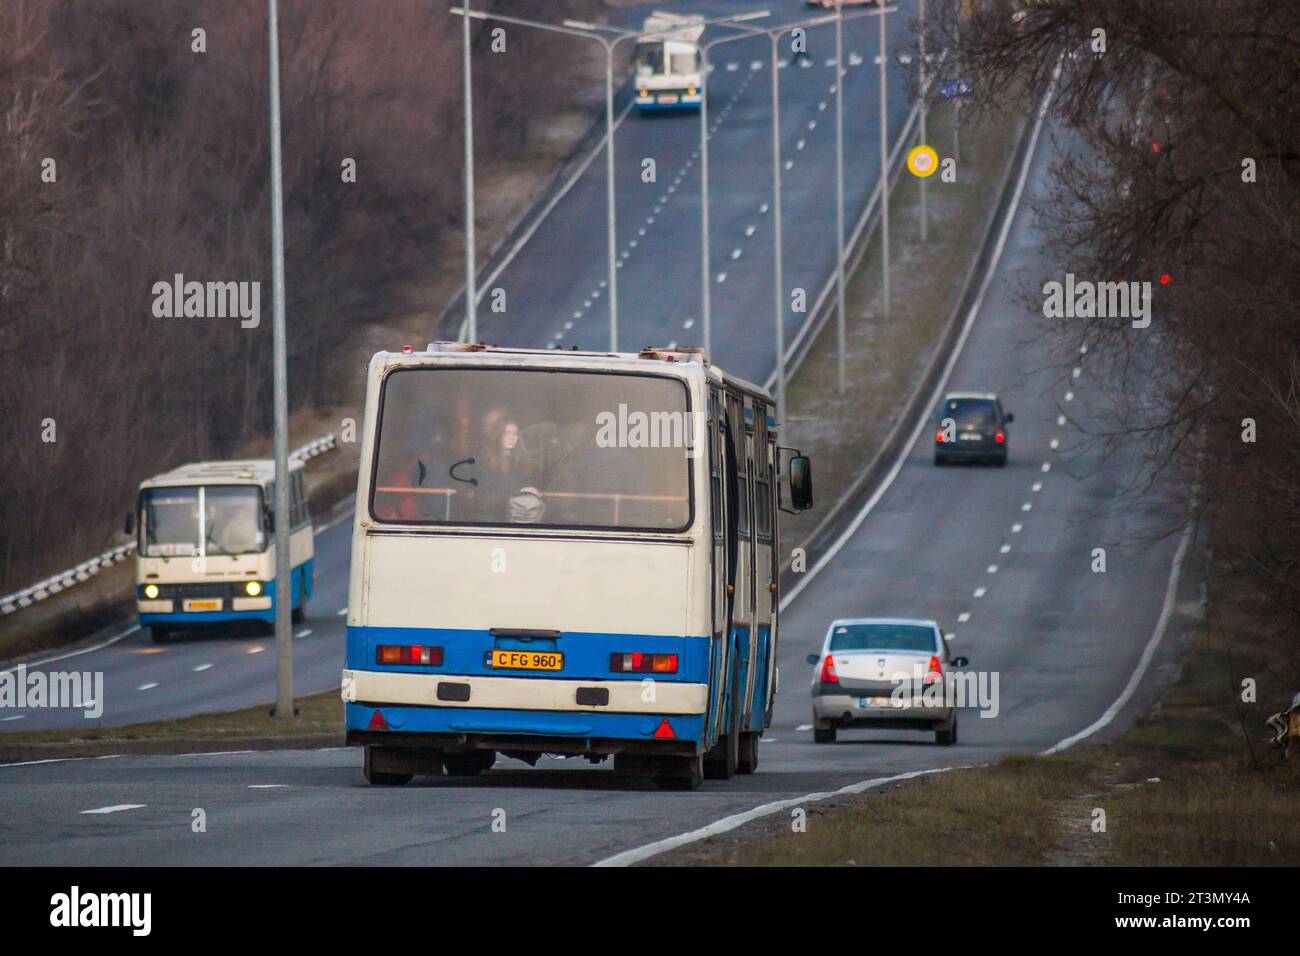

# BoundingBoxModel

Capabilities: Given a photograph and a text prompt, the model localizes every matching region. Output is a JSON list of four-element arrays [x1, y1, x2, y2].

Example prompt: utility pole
[[266, 0, 293, 719], [461, 2, 477, 342]]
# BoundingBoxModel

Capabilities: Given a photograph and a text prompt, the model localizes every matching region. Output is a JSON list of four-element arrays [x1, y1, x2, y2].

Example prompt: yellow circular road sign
[[907, 145, 939, 178]]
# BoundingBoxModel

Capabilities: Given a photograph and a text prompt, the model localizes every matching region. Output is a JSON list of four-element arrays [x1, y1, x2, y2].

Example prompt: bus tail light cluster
[[610, 652, 678, 674], [376, 645, 444, 666]]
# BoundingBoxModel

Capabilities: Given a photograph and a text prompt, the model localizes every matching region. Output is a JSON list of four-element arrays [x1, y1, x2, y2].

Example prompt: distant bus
[[129, 460, 314, 643], [343, 343, 813, 790], [633, 11, 704, 111]]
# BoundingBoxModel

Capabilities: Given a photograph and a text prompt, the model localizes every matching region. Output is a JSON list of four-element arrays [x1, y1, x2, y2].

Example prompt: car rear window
[[828, 623, 937, 653], [941, 398, 998, 429]]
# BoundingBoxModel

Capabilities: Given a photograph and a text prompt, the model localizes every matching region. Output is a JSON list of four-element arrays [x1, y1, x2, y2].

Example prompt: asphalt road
[[1, 0, 922, 733], [0, 121, 1199, 866]]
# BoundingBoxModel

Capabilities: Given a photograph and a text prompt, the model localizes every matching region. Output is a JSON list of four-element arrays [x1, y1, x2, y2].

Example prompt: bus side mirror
[[123, 512, 134, 536], [778, 447, 814, 514]]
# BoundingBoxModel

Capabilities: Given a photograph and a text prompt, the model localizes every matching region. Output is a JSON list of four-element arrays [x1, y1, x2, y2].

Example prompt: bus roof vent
[[425, 341, 491, 353], [638, 346, 709, 365]]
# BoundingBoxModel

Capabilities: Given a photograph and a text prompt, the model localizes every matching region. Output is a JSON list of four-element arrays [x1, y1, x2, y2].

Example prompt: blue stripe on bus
[[346, 701, 706, 744], [346, 625, 711, 684], [139, 559, 312, 626]]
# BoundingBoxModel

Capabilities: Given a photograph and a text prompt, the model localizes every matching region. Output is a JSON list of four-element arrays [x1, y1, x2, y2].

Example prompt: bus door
[[708, 386, 731, 738], [725, 391, 754, 722]]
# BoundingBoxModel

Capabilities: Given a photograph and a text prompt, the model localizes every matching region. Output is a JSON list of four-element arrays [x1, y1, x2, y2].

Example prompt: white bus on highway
[[633, 11, 705, 111], [343, 342, 812, 789], [130, 460, 314, 643]]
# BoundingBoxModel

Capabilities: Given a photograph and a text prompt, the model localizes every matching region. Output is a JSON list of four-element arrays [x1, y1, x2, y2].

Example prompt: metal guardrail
[[0, 434, 339, 617]]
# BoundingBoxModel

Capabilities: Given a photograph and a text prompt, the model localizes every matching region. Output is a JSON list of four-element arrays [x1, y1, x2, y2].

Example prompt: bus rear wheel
[[653, 754, 704, 791], [363, 746, 413, 786], [737, 731, 760, 774], [443, 751, 496, 777], [704, 657, 740, 780], [291, 577, 307, 625]]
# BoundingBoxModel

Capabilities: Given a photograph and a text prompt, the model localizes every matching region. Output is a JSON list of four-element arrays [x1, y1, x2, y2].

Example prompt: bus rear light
[[376, 645, 444, 666], [611, 652, 678, 673], [820, 654, 838, 684]]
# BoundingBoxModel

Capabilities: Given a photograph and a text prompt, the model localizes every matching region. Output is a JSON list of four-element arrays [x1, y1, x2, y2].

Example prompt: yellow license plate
[[185, 598, 221, 612], [487, 649, 564, 671]]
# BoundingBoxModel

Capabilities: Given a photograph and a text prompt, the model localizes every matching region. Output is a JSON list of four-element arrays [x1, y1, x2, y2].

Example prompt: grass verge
[[0, 689, 342, 763]]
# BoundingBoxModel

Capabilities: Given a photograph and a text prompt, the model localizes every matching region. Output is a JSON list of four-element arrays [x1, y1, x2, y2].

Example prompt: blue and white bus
[[342, 343, 812, 789], [131, 459, 314, 642]]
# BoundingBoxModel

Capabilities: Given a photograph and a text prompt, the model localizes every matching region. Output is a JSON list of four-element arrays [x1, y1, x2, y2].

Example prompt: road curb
[[0, 732, 343, 765]]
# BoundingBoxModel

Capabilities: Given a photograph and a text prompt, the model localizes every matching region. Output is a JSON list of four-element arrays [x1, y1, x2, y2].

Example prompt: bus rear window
[[370, 368, 695, 532]]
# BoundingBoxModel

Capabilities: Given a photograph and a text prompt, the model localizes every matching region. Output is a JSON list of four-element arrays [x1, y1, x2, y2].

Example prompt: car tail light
[[926, 654, 942, 685], [995, 429, 1005, 444], [935, 429, 946, 443], [376, 645, 444, 666], [820, 653, 838, 684], [611, 652, 678, 674]]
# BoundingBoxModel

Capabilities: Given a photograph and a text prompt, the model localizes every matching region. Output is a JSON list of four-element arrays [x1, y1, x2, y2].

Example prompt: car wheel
[[363, 746, 414, 786], [443, 751, 496, 776], [935, 714, 958, 746], [813, 727, 836, 744], [994, 452, 1008, 467], [934, 453, 946, 467], [654, 754, 705, 790]]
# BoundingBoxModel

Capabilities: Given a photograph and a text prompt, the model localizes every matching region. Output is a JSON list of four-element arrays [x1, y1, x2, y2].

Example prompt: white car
[[808, 617, 968, 745]]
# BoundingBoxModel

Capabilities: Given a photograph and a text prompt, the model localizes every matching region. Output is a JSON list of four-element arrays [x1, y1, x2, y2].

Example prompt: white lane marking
[[796, 138, 806, 151], [1056, 414, 1066, 426], [973, 587, 987, 598], [1043, 521, 1196, 754], [1012, 522, 1024, 533], [683, 317, 695, 329], [760, 737, 777, 743], [999, 543, 1011, 554], [1072, 366, 1082, 378], [592, 767, 959, 867], [986, 565, 998, 574], [730, 248, 742, 260], [1032, 481, 1043, 492], [808, 120, 817, 130], [957, 612, 971, 624], [1049, 438, 1060, 450], [246, 645, 265, 655], [81, 804, 146, 815], [784, 159, 794, 170], [1041, 462, 1051, 473], [1, 715, 26, 722], [716, 272, 728, 283], [295, 629, 312, 638], [795, 724, 812, 731], [1021, 502, 1033, 512], [1064, 391, 1074, 402], [778, 61, 1056, 612], [248, 784, 289, 789], [818, 100, 827, 111], [137, 682, 158, 691], [759, 202, 770, 214], [193, 663, 213, 672], [745, 224, 756, 237], [1, 623, 140, 676]]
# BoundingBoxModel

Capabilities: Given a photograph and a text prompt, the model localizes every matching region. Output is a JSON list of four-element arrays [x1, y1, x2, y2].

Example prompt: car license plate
[[860, 696, 893, 708], [959, 432, 982, 441], [487, 649, 563, 671], [184, 598, 221, 612]]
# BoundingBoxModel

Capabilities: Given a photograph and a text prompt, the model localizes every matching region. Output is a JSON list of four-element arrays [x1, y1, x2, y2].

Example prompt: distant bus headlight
[[143, 584, 160, 599], [245, 580, 263, 596]]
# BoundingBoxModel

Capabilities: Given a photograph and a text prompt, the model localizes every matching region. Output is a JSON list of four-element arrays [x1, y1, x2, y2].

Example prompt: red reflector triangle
[[368, 710, 388, 731], [653, 719, 675, 740]]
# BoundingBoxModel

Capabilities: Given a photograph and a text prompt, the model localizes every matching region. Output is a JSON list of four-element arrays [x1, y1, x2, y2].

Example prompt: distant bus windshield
[[140, 485, 265, 557], [371, 368, 694, 531]]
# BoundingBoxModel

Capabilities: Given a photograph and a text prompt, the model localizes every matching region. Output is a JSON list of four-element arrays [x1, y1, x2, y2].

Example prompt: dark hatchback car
[[934, 392, 1013, 466]]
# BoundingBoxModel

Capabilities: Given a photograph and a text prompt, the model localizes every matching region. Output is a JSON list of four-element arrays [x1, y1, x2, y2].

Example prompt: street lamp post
[[461, 2, 477, 343], [834, 4, 846, 392], [918, 0, 927, 244], [266, 0, 293, 719], [878, 3, 890, 319]]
